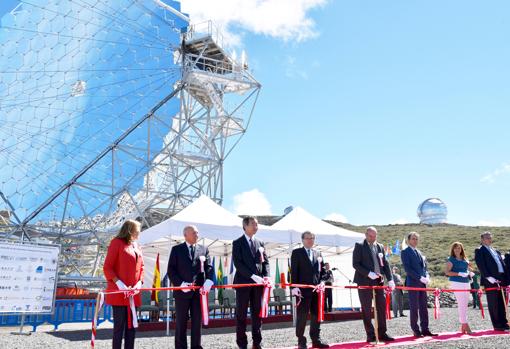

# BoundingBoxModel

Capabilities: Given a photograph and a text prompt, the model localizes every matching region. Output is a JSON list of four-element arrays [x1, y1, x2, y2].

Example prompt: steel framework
[[0, 1, 260, 278]]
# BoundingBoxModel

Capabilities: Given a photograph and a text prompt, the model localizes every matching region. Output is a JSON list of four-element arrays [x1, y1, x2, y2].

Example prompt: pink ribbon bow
[[433, 288, 441, 319], [313, 283, 326, 322], [259, 277, 273, 318]]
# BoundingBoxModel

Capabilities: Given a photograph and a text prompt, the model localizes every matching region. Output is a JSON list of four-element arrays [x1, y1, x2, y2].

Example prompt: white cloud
[[232, 189, 272, 215], [324, 212, 348, 223], [481, 163, 510, 183], [477, 219, 510, 227], [180, 0, 328, 46]]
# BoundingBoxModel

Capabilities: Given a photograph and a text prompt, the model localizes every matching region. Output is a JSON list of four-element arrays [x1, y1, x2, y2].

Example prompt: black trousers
[[324, 286, 333, 313], [112, 305, 136, 349], [235, 286, 263, 348], [175, 292, 203, 349], [408, 289, 429, 333], [358, 288, 387, 338], [485, 288, 509, 329], [296, 292, 321, 345]]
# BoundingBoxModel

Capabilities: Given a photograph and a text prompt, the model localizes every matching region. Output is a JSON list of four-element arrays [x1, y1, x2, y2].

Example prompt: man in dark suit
[[474, 231, 510, 331], [291, 231, 330, 349], [168, 225, 214, 349], [353, 227, 395, 343], [400, 232, 437, 338], [232, 216, 270, 349]]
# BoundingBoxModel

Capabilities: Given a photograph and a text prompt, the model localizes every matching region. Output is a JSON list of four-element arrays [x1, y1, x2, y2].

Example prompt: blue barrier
[[0, 299, 112, 331]]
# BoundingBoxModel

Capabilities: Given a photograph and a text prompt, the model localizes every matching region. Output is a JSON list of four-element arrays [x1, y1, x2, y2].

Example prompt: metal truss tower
[[0, 1, 260, 278]]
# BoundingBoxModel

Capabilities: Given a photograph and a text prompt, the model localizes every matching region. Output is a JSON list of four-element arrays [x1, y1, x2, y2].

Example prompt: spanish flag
[[151, 253, 161, 305]]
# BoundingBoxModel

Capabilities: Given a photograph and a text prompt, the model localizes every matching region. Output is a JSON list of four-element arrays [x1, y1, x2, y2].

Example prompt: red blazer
[[103, 238, 144, 306]]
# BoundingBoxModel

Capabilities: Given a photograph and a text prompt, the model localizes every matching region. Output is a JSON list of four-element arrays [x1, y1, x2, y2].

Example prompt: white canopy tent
[[138, 195, 300, 286], [272, 207, 364, 308], [139, 196, 364, 309]]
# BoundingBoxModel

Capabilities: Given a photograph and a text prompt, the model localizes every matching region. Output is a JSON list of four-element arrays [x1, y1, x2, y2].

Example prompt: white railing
[[183, 20, 224, 49]]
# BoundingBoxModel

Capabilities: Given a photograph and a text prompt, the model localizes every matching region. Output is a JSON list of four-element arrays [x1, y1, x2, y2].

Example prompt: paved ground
[[0, 307, 508, 348]]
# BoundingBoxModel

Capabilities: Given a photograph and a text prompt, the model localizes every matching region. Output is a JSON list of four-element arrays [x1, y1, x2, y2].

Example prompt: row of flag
[[150, 253, 291, 305], [149, 236, 410, 304], [384, 236, 409, 258]]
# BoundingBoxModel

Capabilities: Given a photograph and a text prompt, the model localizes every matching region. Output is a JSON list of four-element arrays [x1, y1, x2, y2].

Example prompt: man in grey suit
[[353, 227, 395, 343]]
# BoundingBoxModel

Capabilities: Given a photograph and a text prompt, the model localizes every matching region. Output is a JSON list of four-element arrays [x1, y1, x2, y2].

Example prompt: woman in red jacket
[[103, 219, 144, 349]]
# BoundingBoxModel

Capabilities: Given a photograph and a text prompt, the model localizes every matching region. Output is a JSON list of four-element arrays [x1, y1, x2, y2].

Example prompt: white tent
[[272, 206, 363, 253], [138, 195, 300, 286], [138, 197, 363, 309], [272, 207, 364, 308]]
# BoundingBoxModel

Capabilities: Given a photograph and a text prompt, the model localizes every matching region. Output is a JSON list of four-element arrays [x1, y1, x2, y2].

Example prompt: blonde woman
[[445, 242, 472, 334], [103, 219, 144, 349]]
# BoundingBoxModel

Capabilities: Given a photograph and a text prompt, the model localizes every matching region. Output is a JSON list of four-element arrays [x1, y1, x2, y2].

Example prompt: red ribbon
[[433, 288, 441, 320], [477, 289, 485, 319], [314, 283, 326, 322], [385, 287, 392, 320], [199, 289, 209, 325], [259, 278, 272, 318], [90, 292, 104, 349]]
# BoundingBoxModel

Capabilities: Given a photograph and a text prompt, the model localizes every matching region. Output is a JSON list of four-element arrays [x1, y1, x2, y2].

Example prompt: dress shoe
[[252, 345, 263, 349], [297, 344, 307, 349], [311, 341, 329, 348], [380, 334, 395, 341], [494, 327, 510, 331], [399, 314, 407, 317], [366, 336, 377, 343], [413, 331, 423, 338], [422, 330, 438, 336]]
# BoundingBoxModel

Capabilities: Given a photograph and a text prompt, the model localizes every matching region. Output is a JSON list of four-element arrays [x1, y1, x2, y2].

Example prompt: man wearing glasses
[[353, 227, 395, 343], [475, 231, 510, 331], [291, 231, 329, 349]]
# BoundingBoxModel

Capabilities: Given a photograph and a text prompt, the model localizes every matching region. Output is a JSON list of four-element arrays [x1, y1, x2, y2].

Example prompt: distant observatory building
[[417, 198, 448, 224]]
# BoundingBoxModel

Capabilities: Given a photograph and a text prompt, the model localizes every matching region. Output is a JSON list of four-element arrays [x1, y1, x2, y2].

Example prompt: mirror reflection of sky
[[0, 0, 187, 221]]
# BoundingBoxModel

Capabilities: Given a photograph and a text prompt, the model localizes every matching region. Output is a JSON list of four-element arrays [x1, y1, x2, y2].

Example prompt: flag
[[393, 239, 401, 255], [211, 257, 217, 285], [217, 257, 224, 302], [280, 272, 287, 289], [384, 246, 390, 258], [229, 255, 235, 284], [401, 237, 408, 250], [151, 253, 161, 304], [274, 259, 280, 288], [223, 257, 228, 285], [287, 258, 291, 284]]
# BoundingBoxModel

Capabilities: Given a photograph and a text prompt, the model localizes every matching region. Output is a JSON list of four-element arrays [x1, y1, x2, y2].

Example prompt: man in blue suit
[[474, 231, 510, 331], [232, 216, 270, 349], [400, 232, 437, 338]]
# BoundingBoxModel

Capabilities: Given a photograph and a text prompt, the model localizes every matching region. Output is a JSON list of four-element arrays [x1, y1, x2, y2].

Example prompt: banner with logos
[[0, 241, 60, 314]]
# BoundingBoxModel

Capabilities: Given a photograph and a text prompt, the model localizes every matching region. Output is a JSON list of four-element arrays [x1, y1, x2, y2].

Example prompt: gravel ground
[[1, 307, 509, 348]]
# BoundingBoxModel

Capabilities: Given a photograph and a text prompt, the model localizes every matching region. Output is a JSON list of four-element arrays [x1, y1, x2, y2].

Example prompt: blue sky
[[1, 1, 509, 226], [214, 0, 510, 225]]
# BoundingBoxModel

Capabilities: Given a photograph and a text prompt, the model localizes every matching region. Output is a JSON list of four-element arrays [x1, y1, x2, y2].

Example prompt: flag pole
[[166, 274, 170, 336]]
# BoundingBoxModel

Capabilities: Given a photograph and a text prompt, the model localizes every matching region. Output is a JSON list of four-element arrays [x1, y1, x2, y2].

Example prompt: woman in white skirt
[[445, 242, 473, 334]]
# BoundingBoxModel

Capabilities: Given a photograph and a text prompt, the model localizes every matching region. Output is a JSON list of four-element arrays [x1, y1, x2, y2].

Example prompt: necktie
[[414, 249, 423, 263], [249, 238, 256, 257], [189, 245, 195, 260]]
